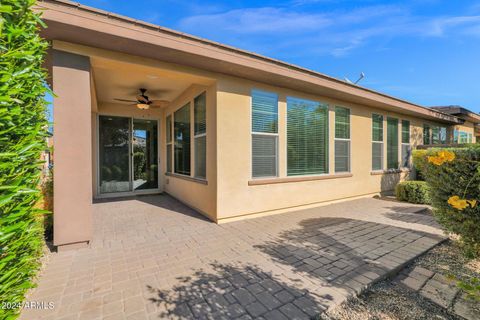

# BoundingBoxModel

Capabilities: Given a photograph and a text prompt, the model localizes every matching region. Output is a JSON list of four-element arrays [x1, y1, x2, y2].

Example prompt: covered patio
[[21, 196, 444, 320]]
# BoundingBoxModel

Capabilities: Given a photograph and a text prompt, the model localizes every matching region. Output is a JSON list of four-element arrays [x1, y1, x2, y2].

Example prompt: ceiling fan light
[[136, 103, 150, 110]]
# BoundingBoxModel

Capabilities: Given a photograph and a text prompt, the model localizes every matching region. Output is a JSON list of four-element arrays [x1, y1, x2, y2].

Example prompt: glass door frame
[[96, 114, 161, 198]]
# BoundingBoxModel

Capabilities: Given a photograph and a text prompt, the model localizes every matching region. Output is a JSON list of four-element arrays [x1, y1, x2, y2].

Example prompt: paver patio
[[21, 195, 445, 320]]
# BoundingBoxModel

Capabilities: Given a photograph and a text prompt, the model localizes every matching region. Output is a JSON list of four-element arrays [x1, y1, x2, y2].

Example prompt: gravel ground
[[321, 240, 479, 320]]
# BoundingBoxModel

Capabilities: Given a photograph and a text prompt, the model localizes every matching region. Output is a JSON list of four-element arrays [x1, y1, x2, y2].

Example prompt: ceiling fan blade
[[149, 100, 170, 108], [114, 98, 137, 103]]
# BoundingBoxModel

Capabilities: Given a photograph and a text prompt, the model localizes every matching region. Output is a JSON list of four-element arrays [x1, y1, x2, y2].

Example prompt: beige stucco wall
[[52, 50, 93, 247], [215, 75, 448, 221], [455, 122, 477, 143]]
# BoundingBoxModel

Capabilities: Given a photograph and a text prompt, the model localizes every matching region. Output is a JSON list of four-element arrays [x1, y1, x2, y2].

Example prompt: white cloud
[[177, 5, 480, 58], [180, 7, 331, 34]]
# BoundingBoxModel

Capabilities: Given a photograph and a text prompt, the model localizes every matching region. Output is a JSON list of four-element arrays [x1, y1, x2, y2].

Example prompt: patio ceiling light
[[136, 103, 150, 110]]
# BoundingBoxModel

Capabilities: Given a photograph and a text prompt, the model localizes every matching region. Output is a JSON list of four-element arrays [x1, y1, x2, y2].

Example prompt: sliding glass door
[[133, 119, 158, 191], [99, 116, 131, 193], [98, 116, 159, 195]]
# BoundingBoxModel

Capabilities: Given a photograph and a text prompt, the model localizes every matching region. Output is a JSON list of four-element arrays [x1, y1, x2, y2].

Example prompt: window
[[166, 115, 172, 173], [372, 114, 383, 171], [432, 126, 440, 144], [423, 124, 431, 145], [194, 92, 206, 179], [468, 133, 473, 143], [454, 129, 459, 143], [287, 97, 328, 176], [401, 120, 410, 168], [459, 131, 468, 143], [251, 89, 278, 178], [387, 117, 399, 169], [174, 103, 191, 175], [440, 127, 447, 144], [335, 106, 350, 173]]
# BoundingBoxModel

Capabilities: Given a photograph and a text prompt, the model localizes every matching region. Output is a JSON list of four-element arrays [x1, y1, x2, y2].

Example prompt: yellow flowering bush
[[413, 146, 480, 257], [447, 196, 477, 210], [428, 150, 456, 166]]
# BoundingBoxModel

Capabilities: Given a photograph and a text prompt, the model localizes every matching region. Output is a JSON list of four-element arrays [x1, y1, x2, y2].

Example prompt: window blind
[[252, 89, 278, 177], [401, 144, 411, 168], [372, 143, 383, 170], [252, 135, 277, 177], [372, 114, 383, 171], [432, 126, 440, 144], [387, 117, 399, 169], [335, 140, 350, 172], [194, 136, 206, 179], [401, 120, 410, 168], [372, 114, 383, 142], [335, 107, 350, 139], [252, 89, 278, 134], [335, 106, 350, 173], [174, 103, 191, 175], [194, 92, 206, 135], [287, 97, 328, 176], [423, 124, 431, 145], [194, 92, 206, 179], [440, 127, 447, 144], [166, 115, 172, 173], [401, 120, 410, 143]]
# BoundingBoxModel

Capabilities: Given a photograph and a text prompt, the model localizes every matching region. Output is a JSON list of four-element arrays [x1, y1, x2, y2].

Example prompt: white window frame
[[334, 106, 351, 173], [372, 113, 384, 171], [251, 89, 279, 179]]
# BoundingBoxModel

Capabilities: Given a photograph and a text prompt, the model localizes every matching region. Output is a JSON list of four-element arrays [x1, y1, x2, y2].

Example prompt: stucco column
[[52, 50, 92, 250]]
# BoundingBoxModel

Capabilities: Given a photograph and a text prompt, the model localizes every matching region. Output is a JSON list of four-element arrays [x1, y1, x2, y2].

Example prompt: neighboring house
[[36, 0, 480, 250], [430, 106, 480, 144]]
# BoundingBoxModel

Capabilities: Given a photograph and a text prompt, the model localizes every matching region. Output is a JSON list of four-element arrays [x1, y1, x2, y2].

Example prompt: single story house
[[37, 0, 480, 250]]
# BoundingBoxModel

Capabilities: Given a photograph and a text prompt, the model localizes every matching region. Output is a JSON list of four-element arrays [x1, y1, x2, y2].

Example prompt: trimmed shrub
[[413, 146, 480, 257], [395, 181, 431, 204], [0, 0, 49, 318]]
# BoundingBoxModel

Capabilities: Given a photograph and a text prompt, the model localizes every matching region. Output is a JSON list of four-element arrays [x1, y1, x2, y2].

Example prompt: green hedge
[[413, 146, 480, 257], [395, 181, 431, 204], [0, 0, 49, 318]]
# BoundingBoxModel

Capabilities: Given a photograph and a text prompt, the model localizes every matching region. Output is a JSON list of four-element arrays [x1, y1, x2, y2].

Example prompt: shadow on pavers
[[147, 217, 444, 319], [148, 263, 327, 319]]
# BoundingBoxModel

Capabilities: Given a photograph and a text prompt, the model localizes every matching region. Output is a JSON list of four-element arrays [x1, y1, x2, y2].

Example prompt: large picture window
[[251, 89, 278, 178], [387, 117, 399, 169], [174, 103, 191, 175], [372, 114, 384, 171], [334, 106, 350, 173], [287, 97, 328, 176], [194, 92, 206, 179], [401, 120, 411, 168]]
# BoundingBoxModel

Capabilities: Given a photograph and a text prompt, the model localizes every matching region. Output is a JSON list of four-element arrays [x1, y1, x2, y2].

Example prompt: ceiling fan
[[114, 88, 169, 109]]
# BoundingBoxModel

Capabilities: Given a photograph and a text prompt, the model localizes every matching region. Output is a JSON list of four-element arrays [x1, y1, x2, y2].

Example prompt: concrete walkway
[[21, 195, 445, 320]]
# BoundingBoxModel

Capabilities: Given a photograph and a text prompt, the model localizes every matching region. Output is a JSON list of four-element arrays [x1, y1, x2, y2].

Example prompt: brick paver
[[20, 195, 444, 319], [394, 261, 479, 320]]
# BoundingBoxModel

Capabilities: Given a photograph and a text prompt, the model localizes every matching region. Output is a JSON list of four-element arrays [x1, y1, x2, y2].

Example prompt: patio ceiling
[[91, 56, 214, 106]]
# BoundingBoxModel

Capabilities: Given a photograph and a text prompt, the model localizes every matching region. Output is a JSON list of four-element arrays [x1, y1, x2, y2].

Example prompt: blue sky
[[73, 0, 480, 113]]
